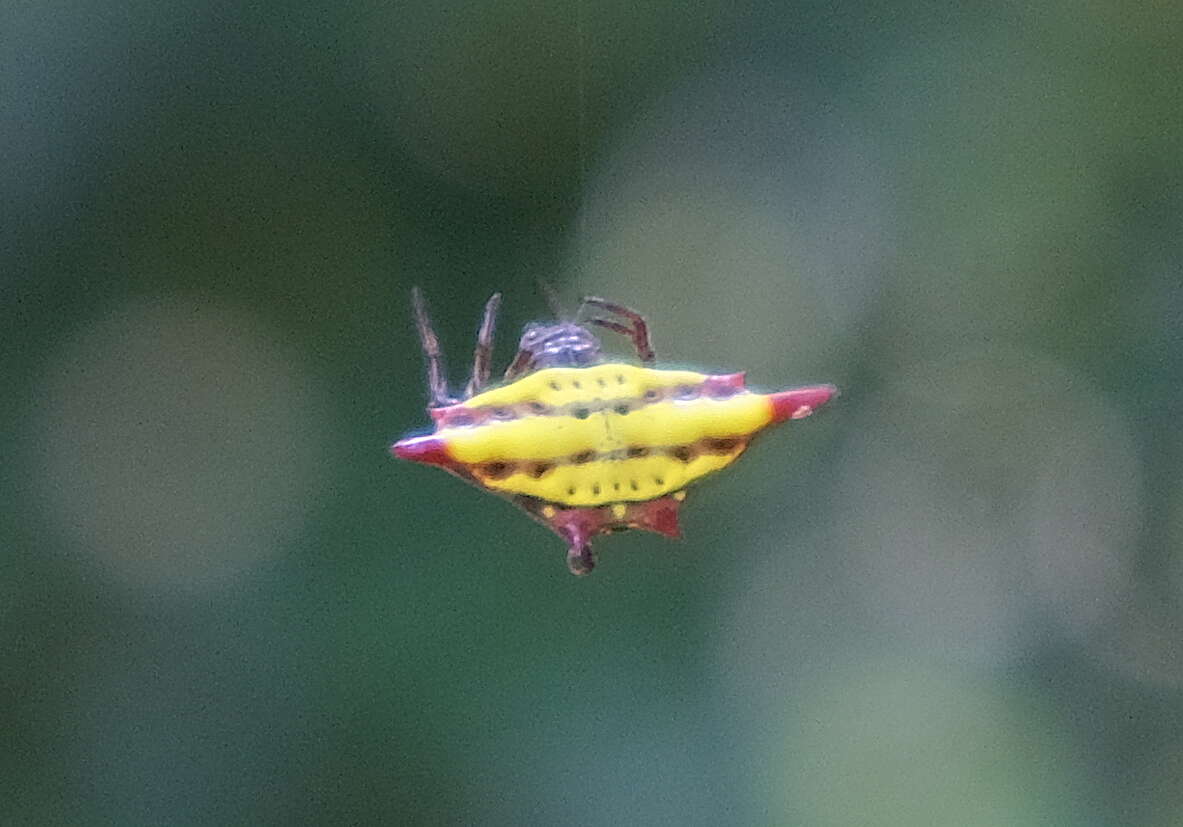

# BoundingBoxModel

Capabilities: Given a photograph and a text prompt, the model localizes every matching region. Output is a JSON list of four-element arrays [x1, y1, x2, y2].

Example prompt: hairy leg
[[503, 345, 534, 382], [411, 287, 452, 407], [464, 293, 501, 398], [578, 297, 656, 363]]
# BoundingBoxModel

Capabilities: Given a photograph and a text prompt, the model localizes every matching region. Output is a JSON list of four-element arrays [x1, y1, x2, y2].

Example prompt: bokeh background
[[3, 1, 1182, 824]]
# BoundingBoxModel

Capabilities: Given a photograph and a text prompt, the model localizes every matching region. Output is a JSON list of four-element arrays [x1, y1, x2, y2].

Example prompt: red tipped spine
[[769, 384, 838, 423], [391, 434, 453, 467]]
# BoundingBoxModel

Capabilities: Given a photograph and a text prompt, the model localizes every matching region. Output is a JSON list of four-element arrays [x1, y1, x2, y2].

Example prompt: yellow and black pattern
[[392, 289, 837, 575], [433, 364, 776, 507]]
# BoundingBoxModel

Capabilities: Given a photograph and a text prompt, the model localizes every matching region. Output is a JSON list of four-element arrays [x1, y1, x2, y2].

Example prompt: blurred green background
[[3, 1, 1182, 824]]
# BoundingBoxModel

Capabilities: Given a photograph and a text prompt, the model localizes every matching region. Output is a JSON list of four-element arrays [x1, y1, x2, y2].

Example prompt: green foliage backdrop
[[3, 2, 1181, 824]]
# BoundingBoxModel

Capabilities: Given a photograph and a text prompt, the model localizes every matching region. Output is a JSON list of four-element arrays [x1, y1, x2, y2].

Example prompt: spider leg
[[503, 347, 534, 382], [411, 287, 453, 407], [503, 322, 540, 382], [464, 292, 501, 398], [585, 317, 632, 339], [577, 297, 656, 363]]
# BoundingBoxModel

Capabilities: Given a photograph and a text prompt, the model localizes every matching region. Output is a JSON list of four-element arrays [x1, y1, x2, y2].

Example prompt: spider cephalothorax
[[392, 289, 835, 575], [504, 321, 603, 376]]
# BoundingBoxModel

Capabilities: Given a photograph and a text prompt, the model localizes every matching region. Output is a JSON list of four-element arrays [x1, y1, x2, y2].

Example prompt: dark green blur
[[2, 2, 1181, 824]]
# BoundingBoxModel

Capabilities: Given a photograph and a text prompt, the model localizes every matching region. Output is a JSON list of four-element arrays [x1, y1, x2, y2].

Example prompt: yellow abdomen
[[436, 364, 775, 506]]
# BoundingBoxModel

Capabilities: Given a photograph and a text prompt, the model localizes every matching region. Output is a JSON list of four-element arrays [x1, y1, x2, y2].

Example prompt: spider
[[392, 288, 836, 575]]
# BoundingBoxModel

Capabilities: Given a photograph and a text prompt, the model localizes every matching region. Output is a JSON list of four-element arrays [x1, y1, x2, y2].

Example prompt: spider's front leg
[[503, 324, 542, 382], [502, 346, 535, 383], [464, 293, 501, 398], [411, 287, 453, 407], [579, 297, 656, 364]]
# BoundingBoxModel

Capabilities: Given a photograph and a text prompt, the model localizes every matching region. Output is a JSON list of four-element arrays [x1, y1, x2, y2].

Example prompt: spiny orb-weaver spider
[[392, 289, 836, 575]]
